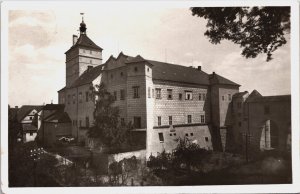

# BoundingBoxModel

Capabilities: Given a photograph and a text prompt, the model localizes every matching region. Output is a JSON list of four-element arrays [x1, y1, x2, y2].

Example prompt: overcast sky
[[8, 5, 291, 107]]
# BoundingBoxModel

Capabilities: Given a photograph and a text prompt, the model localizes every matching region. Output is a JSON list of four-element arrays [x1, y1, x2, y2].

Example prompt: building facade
[[231, 90, 291, 156], [57, 20, 241, 156], [16, 105, 43, 143]]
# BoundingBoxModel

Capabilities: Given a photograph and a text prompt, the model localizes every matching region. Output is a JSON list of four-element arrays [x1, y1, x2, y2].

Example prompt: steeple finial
[[79, 13, 87, 35]]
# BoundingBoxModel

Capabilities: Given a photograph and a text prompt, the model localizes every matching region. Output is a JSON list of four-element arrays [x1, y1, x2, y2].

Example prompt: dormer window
[[147, 67, 150, 72]]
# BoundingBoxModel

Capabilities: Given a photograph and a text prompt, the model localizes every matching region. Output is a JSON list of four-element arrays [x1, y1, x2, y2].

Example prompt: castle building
[[58, 19, 245, 156], [231, 90, 291, 155]]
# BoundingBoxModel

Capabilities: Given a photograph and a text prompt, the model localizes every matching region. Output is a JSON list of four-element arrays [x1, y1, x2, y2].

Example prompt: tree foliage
[[88, 83, 132, 149], [191, 7, 290, 61], [147, 137, 211, 172]]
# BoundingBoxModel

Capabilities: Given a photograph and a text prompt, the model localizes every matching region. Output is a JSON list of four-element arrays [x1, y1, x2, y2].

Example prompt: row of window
[[111, 86, 207, 101], [221, 94, 232, 101], [157, 114, 205, 126], [66, 91, 91, 104], [153, 88, 206, 101], [80, 49, 100, 55], [158, 132, 209, 143], [72, 117, 90, 128], [109, 67, 151, 80]]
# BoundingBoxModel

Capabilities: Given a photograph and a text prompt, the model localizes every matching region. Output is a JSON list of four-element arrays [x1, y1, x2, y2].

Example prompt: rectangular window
[[113, 91, 117, 101], [72, 94, 76, 104], [148, 87, 151, 98], [228, 94, 232, 101], [199, 93, 202, 101], [79, 92, 82, 103], [133, 117, 141, 128], [169, 116, 172, 125], [222, 96, 225, 101], [205, 137, 209, 142], [158, 116, 161, 126], [201, 115, 205, 123], [179, 93, 182, 100], [158, 133, 164, 142], [167, 89, 173, 100], [185, 91, 193, 100], [30, 132, 33, 136], [264, 105, 270, 115], [86, 91, 89, 102], [155, 88, 161, 99], [187, 115, 192, 124], [120, 89, 125, 100], [86, 117, 89, 128], [133, 86, 140, 98]]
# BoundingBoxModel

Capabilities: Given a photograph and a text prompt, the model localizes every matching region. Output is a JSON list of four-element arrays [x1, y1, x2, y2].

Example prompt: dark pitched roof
[[125, 55, 239, 86], [22, 123, 37, 131], [63, 52, 240, 89], [17, 105, 43, 122], [70, 65, 104, 88], [44, 111, 71, 123], [246, 90, 263, 102], [148, 60, 210, 85], [232, 91, 249, 98], [58, 87, 65, 92], [65, 34, 102, 54], [43, 104, 65, 111], [209, 72, 240, 86]]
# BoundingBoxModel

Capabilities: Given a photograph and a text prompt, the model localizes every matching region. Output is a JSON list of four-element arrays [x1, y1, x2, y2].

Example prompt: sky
[[8, 5, 291, 107]]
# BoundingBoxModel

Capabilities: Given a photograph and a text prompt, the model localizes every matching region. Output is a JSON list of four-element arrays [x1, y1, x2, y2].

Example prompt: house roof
[[246, 90, 263, 102], [43, 104, 65, 111], [17, 105, 43, 122], [70, 64, 104, 88], [125, 55, 239, 86], [147, 60, 210, 85], [60, 52, 240, 90], [44, 111, 71, 123], [22, 123, 37, 131], [232, 91, 249, 98], [65, 34, 103, 54], [209, 72, 240, 86]]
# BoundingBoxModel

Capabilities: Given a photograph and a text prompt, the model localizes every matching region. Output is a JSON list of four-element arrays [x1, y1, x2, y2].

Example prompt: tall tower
[[65, 14, 103, 87]]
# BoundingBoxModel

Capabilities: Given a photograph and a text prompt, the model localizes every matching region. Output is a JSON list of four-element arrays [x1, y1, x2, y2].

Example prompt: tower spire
[[79, 13, 86, 35]]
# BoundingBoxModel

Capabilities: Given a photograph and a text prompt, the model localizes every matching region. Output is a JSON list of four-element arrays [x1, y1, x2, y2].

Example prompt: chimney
[[87, 65, 93, 71], [73, 35, 78, 45], [197, 66, 201, 71], [15, 106, 18, 109], [213, 71, 215, 75]]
